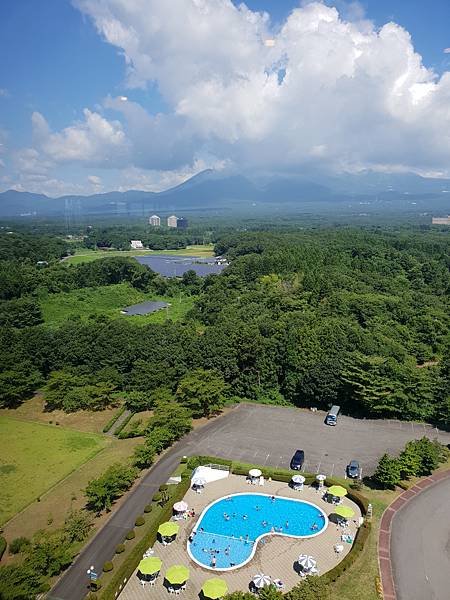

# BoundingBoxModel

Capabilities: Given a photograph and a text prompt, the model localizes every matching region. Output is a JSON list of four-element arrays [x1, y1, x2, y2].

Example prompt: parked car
[[290, 449, 305, 470], [346, 460, 360, 479]]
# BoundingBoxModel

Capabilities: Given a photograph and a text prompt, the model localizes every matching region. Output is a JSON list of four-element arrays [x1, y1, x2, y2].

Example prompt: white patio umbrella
[[252, 573, 271, 588], [297, 555, 317, 571], [249, 468, 262, 478], [173, 501, 188, 512], [192, 478, 206, 487], [292, 475, 305, 484]]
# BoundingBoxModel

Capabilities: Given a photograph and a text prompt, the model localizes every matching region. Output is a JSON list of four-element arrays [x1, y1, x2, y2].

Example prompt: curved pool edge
[[187, 492, 329, 572]]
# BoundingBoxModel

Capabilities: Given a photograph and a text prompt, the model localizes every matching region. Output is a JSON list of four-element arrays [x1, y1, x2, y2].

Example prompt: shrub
[[103, 561, 114, 573], [144, 504, 153, 513], [372, 454, 401, 489], [0, 536, 6, 560], [9, 536, 30, 555], [125, 530, 135, 540], [152, 492, 162, 503], [115, 544, 125, 554], [158, 484, 168, 492], [135, 516, 145, 527]]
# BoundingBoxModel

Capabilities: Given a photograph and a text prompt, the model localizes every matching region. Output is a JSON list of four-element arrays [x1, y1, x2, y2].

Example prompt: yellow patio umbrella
[[165, 565, 190, 585], [334, 505, 355, 519], [202, 578, 229, 599], [138, 557, 162, 576], [327, 485, 347, 498], [158, 522, 180, 537]]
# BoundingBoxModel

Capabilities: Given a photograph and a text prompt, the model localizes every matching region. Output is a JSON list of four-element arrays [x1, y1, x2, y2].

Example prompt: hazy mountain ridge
[[0, 170, 449, 217]]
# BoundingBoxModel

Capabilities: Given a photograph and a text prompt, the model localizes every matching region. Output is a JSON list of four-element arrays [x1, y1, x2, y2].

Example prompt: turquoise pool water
[[187, 493, 327, 570]]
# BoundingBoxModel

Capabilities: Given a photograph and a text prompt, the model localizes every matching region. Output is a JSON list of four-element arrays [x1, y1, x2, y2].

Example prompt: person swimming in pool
[[262, 520, 268, 527], [311, 523, 318, 531], [242, 514, 248, 520]]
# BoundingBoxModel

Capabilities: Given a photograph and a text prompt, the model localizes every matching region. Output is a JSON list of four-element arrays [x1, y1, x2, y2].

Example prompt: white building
[[432, 215, 450, 225], [130, 240, 144, 249], [167, 215, 178, 228], [149, 215, 161, 226]]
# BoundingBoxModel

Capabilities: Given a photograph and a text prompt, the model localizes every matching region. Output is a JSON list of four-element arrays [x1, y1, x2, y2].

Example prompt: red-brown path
[[378, 469, 450, 600]]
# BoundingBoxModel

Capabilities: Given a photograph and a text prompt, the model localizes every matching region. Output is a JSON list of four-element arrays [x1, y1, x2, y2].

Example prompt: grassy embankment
[[64, 244, 214, 265], [39, 283, 196, 327], [0, 416, 108, 525], [0, 397, 141, 542]]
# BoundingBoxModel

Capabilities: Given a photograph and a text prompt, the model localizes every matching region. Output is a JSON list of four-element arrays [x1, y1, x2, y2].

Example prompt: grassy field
[[39, 283, 196, 327], [0, 416, 108, 525], [64, 244, 214, 265]]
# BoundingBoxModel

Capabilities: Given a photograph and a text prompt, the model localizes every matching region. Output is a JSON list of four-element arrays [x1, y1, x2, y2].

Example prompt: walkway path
[[108, 409, 132, 437], [378, 469, 450, 600]]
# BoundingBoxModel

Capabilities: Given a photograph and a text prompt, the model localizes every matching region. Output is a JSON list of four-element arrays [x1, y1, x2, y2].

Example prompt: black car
[[290, 449, 305, 470], [346, 460, 360, 479]]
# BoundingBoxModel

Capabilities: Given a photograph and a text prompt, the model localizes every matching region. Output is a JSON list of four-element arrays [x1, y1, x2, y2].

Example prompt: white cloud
[[72, 0, 450, 177], [31, 109, 129, 165]]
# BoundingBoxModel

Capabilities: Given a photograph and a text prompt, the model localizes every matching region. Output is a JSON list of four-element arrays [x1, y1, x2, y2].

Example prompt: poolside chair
[[168, 587, 175, 594], [149, 579, 156, 587], [181, 583, 186, 591], [334, 544, 344, 554], [175, 589, 181, 595], [140, 580, 146, 588]]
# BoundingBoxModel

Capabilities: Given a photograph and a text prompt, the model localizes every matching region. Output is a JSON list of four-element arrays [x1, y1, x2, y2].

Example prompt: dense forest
[[0, 226, 448, 426]]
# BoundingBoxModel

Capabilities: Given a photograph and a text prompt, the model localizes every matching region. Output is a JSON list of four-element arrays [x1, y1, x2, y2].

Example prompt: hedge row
[[0, 536, 6, 561], [99, 476, 192, 600], [102, 406, 126, 433], [188, 456, 369, 515], [321, 521, 372, 583], [115, 412, 134, 438]]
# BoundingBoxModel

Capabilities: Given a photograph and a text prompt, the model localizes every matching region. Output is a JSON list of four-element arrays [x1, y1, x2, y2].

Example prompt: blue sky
[[0, 0, 449, 196]]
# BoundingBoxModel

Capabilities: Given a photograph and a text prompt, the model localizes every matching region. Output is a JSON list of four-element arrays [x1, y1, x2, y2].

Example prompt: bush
[[144, 504, 153, 513], [135, 515, 145, 527], [152, 492, 162, 503], [103, 561, 114, 573], [125, 530, 135, 540], [8, 536, 30, 555], [0, 536, 6, 560], [115, 544, 125, 554], [158, 484, 168, 492]]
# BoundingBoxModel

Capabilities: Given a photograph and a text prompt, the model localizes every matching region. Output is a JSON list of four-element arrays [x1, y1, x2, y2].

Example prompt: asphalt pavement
[[48, 403, 450, 600], [391, 476, 450, 600]]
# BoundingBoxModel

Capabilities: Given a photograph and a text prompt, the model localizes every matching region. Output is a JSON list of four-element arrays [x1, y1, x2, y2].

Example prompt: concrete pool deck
[[120, 474, 361, 600]]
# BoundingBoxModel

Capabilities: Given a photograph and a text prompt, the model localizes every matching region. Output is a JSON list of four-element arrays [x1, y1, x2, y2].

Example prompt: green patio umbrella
[[138, 557, 162, 576], [334, 505, 355, 519], [158, 522, 180, 537], [165, 565, 190, 585], [202, 578, 228, 599], [327, 485, 347, 498]]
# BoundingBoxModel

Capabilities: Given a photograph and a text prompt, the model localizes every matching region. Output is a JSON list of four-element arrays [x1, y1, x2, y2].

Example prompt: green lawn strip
[[64, 245, 214, 265], [39, 283, 195, 327], [0, 417, 108, 525]]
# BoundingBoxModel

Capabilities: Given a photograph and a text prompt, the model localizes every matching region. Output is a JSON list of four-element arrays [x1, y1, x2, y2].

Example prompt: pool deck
[[119, 474, 361, 600]]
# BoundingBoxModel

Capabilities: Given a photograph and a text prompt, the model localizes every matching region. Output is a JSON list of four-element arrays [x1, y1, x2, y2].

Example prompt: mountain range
[[0, 169, 449, 217]]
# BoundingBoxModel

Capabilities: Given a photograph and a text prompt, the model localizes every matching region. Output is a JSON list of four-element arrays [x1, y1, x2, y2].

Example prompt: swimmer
[[242, 514, 248, 520], [311, 523, 318, 531], [285, 521, 289, 528], [270, 496, 275, 502], [200, 527, 204, 532], [255, 505, 261, 511], [262, 520, 268, 527]]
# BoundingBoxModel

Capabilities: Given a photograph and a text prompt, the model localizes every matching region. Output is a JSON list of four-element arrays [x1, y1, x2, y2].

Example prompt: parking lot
[[187, 403, 450, 477]]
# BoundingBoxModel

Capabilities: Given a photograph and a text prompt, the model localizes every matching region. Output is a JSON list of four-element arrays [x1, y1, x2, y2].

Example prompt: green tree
[[85, 463, 138, 513], [0, 564, 44, 600], [372, 453, 401, 489], [133, 442, 156, 469], [27, 531, 73, 577], [176, 368, 226, 417], [0, 367, 42, 408], [63, 509, 93, 543], [398, 442, 422, 479], [146, 400, 192, 439]]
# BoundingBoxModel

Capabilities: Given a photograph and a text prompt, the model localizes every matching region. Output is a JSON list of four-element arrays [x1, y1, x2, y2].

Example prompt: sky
[[0, 0, 449, 197]]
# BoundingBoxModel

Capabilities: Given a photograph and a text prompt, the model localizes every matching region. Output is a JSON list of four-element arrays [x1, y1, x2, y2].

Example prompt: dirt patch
[[0, 394, 118, 434]]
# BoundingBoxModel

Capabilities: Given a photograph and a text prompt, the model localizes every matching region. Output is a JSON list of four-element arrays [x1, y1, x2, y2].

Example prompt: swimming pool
[[187, 493, 328, 571]]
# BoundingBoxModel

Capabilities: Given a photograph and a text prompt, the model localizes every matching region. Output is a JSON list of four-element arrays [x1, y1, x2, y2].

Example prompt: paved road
[[391, 476, 450, 600], [48, 404, 450, 600]]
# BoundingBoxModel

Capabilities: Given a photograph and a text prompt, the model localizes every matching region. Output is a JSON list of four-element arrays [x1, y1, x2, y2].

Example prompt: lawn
[[63, 244, 214, 265], [39, 283, 196, 327], [0, 417, 108, 525]]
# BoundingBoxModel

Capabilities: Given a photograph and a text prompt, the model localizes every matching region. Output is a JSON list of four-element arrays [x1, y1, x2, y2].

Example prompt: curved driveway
[[48, 404, 450, 600], [391, 476, 450, 600]]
